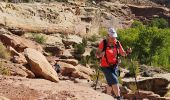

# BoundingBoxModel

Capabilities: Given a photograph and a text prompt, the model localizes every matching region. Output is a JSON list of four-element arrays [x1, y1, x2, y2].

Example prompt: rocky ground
[[0, 1, 170, 100], [0, 75, 114, 100]]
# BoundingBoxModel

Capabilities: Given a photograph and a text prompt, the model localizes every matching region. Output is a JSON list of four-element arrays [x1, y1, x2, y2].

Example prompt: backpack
[[102, 39, 120, 65], [54, 64, 61, 73]]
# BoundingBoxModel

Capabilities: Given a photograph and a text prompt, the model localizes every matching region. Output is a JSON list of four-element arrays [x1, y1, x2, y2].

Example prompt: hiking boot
[[116, 96, 123, 100]]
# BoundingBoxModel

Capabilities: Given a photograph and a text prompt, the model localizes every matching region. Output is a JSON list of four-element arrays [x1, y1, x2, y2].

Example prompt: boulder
[[122, 77, 169, 96], [60, 49, 74, 59], [8, 27, 25, 36], [44, 46, 64, 56], [62, 35, 82, 48], [71, 70, 90, 80], [57, 61, 77, 76], [13, 54, 27, 64], [76, 64, 94, 76], [24, 48, 59, 82], [0, 34, 43, 52], [56, 59, 78, 66]]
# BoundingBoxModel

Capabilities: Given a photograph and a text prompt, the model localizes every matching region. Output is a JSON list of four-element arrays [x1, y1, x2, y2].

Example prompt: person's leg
[[111, 84, 120, 97]]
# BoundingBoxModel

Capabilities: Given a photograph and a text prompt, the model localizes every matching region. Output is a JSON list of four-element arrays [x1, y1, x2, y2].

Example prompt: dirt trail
[[0, 75, 114, 100]]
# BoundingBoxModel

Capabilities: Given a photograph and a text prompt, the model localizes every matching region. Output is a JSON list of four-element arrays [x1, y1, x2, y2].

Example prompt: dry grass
[[0, 42, 10, 60], [0, 62, 10, 76]]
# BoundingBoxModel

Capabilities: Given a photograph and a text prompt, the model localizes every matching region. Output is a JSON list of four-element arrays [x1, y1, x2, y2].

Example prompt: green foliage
[[74, 43, 86, 55], [118, 28, 139, 50], [32, 33, 47, 44], [82, 38, 87, 47], [79, 55, 91, 66], [131, 20, 145, 29], [99, 27, 107, 37], [0, 42, 10, 60], [128, 60, 140, 76], [118, 18, 170, 71], [0, 62, 10, 76], [148, 18, 168, 29]]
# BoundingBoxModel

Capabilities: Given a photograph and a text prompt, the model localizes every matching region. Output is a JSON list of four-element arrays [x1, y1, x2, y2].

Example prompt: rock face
[[0, 2, 100, 36], [24, 48, 59, 82], [124, 90, 170, 100], [122, 77, 170, 96]]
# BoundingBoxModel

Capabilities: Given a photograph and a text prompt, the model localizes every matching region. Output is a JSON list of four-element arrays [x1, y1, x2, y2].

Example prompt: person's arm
[[118, 41, 132, 57]]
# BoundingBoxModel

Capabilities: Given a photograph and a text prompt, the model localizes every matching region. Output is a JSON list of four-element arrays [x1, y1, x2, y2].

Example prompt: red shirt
[[98, 39, 125, 67]]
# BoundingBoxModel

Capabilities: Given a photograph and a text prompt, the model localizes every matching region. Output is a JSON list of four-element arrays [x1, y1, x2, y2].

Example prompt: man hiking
[[96, 27, 132, 100]]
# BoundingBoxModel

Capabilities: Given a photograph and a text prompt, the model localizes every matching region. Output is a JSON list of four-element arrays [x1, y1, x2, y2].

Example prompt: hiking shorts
[[101, 65, 119, 86]]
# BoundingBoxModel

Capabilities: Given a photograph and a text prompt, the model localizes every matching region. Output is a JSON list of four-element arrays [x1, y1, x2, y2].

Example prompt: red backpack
[[102, 39, 120, 65]]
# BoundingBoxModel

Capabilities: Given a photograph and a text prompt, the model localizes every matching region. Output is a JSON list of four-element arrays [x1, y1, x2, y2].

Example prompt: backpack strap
[[102, 39, 107, 52], [102, 39, 110, 65]]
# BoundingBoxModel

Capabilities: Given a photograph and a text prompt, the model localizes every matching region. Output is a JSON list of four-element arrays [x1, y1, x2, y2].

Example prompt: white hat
[[108, 27, 117, 38]]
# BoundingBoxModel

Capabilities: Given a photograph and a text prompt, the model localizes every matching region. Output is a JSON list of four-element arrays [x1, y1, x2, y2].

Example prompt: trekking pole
[[129, 53, 140, 99], [94, 68, 100, 90]]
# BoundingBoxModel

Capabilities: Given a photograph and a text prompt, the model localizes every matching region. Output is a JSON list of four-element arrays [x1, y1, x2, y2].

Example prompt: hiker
[[96, 27, 132, 100]]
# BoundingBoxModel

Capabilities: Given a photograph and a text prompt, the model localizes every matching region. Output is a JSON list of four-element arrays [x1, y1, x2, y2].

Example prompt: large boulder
[[122, 77, 170, 96], [24, 48, 59, 82]]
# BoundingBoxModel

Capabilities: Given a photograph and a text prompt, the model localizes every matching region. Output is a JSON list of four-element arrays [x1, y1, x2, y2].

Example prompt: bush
[[148, 18, 168, 29], [131, 20, 145, 29], [82, 38, 87, 47], [79, 55, 91, 66], [0, 62, 10, 75], [32, 33, 47, 44], [118, 19, 170, 71], [74, 43, 86, 55], [0, 42, 10, 60]]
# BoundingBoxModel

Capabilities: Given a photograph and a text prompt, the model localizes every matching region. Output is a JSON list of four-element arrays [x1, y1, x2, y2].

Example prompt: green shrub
[[148, 18, 168, 29], [32, 33, 47, 44], [0, 42, 10, 59], [79, 55, 91, 66], [74, 43, 86, 55], [131, 20, 145, 29], [82, 38, 87, 47], [127, 60, 140, 77], [0, 62, 10, 75]]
